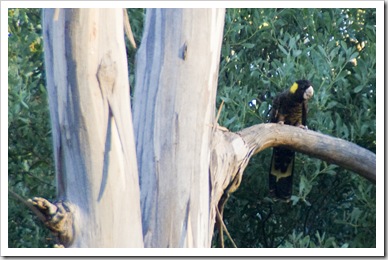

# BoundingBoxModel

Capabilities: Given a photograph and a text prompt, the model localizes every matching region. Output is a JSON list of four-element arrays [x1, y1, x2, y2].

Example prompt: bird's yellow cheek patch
[[290, 82, 298, 93]]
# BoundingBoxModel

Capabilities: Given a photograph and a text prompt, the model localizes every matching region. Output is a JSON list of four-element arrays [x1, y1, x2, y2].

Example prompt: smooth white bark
[[43, 8, 143, 247], [133, 8, 225, 247]]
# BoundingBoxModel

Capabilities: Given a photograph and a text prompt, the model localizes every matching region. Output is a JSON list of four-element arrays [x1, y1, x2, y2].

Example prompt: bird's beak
[[304, 86, 314, 100]]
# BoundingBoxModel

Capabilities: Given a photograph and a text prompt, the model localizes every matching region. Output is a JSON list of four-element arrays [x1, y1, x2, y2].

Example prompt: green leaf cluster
[[216, 8, 376, 248], [8, 9, 56, 247], [125, 8, 145, 99]]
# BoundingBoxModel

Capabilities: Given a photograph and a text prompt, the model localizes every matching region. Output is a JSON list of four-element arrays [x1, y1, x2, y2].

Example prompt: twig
[[8, 190, 46, 223], [216, 205, 237, 248]]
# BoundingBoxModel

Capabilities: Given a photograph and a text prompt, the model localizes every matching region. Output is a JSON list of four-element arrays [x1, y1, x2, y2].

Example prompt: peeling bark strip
[[123, 9, 137, 49]]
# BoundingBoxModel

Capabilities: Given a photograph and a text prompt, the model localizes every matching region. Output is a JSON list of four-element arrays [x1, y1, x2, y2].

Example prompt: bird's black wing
[[302, 99, 308, 126], [269, 94, 281, 123], [268, 91, 295, 201]]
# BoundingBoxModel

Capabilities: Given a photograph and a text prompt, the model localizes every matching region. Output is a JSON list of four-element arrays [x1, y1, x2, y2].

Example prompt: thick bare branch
[[210, 123, 375, 228], [238, 123, 376, 183]]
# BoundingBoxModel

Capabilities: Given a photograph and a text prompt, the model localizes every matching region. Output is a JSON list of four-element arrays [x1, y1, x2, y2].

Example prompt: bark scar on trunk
[[28, 197, 75, 247]]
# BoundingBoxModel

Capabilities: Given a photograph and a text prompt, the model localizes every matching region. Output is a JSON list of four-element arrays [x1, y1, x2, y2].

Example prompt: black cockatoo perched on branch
[[268, 80, 314, 201]]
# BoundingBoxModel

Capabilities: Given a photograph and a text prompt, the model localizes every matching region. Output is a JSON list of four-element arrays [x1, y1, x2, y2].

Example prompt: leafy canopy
[[216, 8, 375, 248]]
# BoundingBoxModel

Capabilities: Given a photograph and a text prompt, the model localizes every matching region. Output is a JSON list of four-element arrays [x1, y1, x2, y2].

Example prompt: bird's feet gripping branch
[[268, 80, 314, 201]]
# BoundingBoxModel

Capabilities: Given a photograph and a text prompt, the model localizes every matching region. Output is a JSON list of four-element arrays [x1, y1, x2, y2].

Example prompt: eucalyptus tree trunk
[[42, 8, 143, 247], [133, 8, 226, 247]]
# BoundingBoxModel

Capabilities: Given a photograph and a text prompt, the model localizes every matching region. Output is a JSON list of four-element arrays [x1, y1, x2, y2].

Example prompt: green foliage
[[8, 8, 56, 247], [125, 8, 145, 97], [217, 8, 375, 248]]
